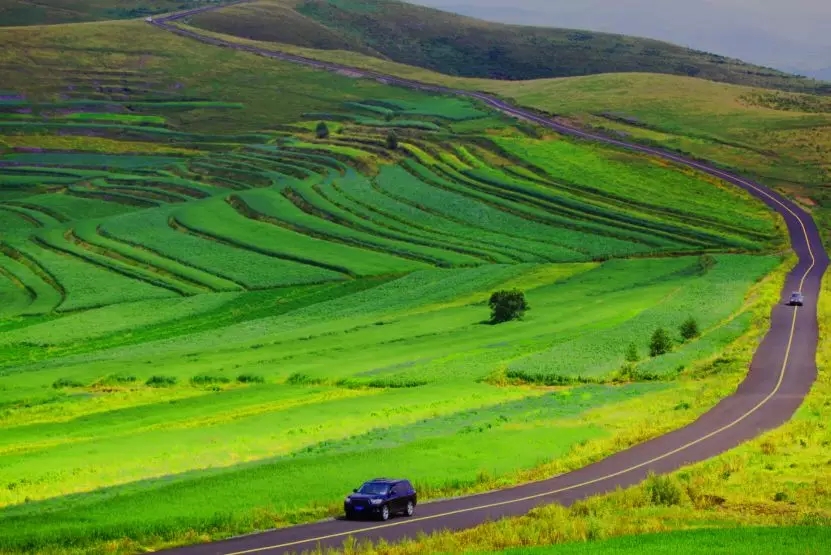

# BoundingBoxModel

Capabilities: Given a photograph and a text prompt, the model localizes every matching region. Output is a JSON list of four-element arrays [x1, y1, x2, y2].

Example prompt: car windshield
[[357, 482, 390, 495]]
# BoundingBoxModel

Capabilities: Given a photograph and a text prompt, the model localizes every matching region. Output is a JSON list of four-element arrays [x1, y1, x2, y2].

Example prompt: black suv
[[344, 478, 417, 521]]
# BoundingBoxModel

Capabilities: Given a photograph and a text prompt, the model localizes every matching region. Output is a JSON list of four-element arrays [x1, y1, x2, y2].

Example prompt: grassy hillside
[[340, 266, 831, 555], [0, 17, 793, 553], [183, 0, 829, 93], [176, 26, 831, 240], [0, 0, 221, 26]]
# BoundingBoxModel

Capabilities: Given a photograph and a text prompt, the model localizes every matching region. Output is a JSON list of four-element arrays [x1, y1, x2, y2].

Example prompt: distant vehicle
[[789, 292, 804, 306], [344, 478, 417, 521], [145, 16, 153, 22]]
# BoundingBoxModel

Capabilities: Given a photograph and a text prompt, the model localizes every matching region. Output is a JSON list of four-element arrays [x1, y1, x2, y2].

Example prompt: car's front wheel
[[405, 500, 415, 517], [379, 504, 390, 521]]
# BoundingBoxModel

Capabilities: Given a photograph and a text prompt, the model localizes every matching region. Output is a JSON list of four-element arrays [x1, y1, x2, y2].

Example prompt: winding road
[[148, 6, 829, 554]]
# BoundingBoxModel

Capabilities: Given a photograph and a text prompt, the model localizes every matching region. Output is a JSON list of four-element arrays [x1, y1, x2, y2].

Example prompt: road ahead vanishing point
[[149, 6, 830, 554]]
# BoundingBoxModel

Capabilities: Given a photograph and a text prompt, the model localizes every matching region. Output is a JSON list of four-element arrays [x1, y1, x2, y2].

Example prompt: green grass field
[[0, 14, 803, 555], [493, 527, 831, 555]]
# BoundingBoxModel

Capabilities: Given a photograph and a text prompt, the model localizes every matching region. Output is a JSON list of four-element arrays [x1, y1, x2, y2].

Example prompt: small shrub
[[94, 374, 137, 387], [315, 121, 330, 139], [680, 316, 700, 341], [237, 373, 265, 384], [52, 378, 84, 389], [649, 327, 673, 357], [286, 373, 324, 385], [774, 491, 789, 502], [488, 289, 529, 324], [145, 375, 177, 388], [697, 254, 717, 275], [760, 439, 778, 455], [190, 374, 230, 386], [644, 473, 684, 506], [505, 369, 592, 386], [624, 342, 640, 362], [386, 130, 399, 150], [612, 364, 661, 383]]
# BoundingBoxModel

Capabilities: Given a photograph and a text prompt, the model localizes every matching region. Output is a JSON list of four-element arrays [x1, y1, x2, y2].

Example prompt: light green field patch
[[494, 527, 831, 555], [413, 263, 598, 316], [1, 153, 185, 169], [0, 293, 241, 346], [57, 112, 167, 125], [491, 136, 778, 238], [0, 382, 537, 506]]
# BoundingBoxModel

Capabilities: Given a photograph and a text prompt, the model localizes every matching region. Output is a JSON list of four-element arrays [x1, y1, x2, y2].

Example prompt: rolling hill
[[181, 0, 829, 94], [0, 16, 797, 553], [169, 22, 831, 212], [0, 0, 221, 26], [412, 0, 831, 79]]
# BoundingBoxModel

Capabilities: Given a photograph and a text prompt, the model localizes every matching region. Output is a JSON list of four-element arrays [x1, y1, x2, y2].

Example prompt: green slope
[[0, 0, 216, 27], [186, 0, 829, 93], [0, 15, 799, 554]]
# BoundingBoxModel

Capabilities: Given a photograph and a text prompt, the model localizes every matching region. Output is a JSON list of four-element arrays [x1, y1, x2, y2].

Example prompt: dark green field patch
[[1, 153, 185, 169]]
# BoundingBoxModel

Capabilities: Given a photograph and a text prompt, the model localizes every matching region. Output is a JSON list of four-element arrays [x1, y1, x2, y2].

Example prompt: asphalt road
[[149, 7, 830, 554]]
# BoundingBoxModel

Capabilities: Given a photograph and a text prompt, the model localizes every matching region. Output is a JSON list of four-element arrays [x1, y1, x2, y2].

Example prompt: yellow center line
[[220, 117, 819, 555]]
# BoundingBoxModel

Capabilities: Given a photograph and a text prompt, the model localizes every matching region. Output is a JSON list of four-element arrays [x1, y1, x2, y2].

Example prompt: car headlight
[[370, 498, 383, 505], [344, 497, 352, 503]]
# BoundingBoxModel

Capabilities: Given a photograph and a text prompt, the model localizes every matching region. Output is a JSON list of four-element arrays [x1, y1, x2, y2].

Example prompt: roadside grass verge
[[484, 527, 831, 555]]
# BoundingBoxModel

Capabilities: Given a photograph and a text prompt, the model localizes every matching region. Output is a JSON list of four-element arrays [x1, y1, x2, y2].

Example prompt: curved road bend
[[149, 8, 830, 555]]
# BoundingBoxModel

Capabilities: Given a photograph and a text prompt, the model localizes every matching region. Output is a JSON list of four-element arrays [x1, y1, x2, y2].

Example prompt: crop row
[[284, 178, 488, 266], [412, 136, 775, 249], [232, 188, 458, 268], [399, 159, 672, 257], [176, 198, 419, 278], [312, 177, 518, 264], [371, 166, 650, 260], [403, 141, 757, 251], [323, 176, 576, 263], [399, 143, 680, 249], [4, 237, 172, 313], [0, 253, 61, 315], [492, 137, 778, 239], [99, 207, 345, 290]]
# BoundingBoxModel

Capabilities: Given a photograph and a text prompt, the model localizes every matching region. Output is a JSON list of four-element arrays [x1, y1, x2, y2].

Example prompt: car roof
[[364, 478, 404, 484]]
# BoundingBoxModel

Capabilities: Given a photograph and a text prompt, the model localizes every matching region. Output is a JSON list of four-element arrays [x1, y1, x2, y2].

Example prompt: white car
[[145, 16, 153, 22]]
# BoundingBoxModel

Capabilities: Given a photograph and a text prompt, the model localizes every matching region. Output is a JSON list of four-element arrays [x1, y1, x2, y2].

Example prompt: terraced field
[[0, 18, 790, 554]]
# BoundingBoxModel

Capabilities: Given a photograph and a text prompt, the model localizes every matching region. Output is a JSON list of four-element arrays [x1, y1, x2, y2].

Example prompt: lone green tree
[[649, 327, 672, 357], [680, 316, 700, 341], [386, 130, 399, 150], [315, 121, 330, 139], [488, 289, 529, 324]]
